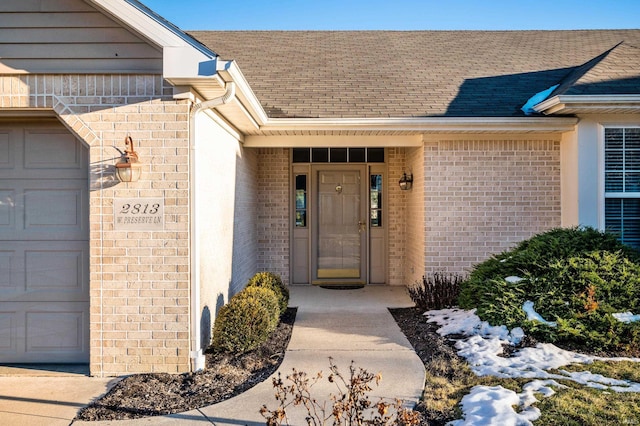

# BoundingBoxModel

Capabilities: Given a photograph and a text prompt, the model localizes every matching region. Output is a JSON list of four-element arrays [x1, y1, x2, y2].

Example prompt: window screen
[[605, 128, 640, 249]]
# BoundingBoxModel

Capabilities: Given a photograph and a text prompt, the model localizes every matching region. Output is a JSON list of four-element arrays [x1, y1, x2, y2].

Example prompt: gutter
[[534, 95, 640, 115], [188, 82, 236, 372]]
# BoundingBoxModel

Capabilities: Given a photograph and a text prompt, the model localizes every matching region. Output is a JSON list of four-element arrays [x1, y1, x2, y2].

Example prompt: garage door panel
[[0, 303, 88, 363], [25, 188, 84, 227], [0, 131, 11, 169], [26, 248, 85, 292], [0, 189, 13, 226], [24, 130, 79, 167], [24, 129, 85, 171], [0, 311, 17, 352], [0, 250, 14, 289], [0, 241, 88, 300], [0, 180, 87, 240], [27, 310, 85, 353], [0, 127, 87, 180]]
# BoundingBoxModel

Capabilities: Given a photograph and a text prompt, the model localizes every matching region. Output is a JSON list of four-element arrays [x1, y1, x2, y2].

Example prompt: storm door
[[312, 165, 367, 284]]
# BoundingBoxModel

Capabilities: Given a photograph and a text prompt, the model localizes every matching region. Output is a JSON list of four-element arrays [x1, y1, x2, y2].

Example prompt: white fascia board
[[87, 0, 196, 49], [259, 117, 578, 133], [535, 95, 640, 115], [216, 61, 269, 125], [244, 134, 423, 148]]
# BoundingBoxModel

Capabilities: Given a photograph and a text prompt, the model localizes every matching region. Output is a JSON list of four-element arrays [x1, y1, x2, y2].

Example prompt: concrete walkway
[[3, 286, 425, 426], [0, 365, 115, 426]]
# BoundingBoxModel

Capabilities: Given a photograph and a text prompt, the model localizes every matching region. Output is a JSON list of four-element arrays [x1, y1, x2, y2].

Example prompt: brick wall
[[387, 145, 426, 286], [1, 74, 192, 376], [256, 148, 290, 283], [404, 145, 426, 285], [387, 147, 406, 285], [423, 137, 562, 274]]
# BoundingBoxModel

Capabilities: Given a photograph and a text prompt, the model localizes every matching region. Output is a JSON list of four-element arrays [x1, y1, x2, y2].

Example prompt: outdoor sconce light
[[399, 170, 413, 191], [116, 136, 142, 183]]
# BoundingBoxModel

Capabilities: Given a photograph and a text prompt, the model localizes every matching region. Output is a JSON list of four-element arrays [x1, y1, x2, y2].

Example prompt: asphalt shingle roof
[[553, 41, 640, 96], [188, 30, 640, 119]]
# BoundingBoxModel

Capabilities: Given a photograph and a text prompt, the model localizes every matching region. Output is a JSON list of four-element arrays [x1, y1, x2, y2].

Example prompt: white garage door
[[0, 121, 89, 363]]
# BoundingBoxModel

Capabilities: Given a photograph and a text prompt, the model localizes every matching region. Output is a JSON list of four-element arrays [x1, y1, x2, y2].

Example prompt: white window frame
[[601, 124, 640, 247]]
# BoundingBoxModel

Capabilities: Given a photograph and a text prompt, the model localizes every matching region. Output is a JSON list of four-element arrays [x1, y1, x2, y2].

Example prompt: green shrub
[[247, 272, 289, 315], [527, 250, 640, 353], [212, 286, 281, 354], [459, 226, 640, 309], [459, 227, 640, 355]]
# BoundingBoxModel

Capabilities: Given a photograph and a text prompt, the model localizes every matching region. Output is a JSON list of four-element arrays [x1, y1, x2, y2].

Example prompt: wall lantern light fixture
[[116, 136, 142, 183], [399, 170, 413, 191]]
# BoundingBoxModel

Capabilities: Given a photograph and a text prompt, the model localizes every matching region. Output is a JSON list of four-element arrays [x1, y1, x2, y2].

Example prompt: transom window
[[604, 127, 640, 250], [292, 148, 384, 163]]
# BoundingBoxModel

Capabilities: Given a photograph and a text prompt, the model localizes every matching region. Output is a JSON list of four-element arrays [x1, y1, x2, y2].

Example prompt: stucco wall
[[232, 147, 259, 293], [423, 136, 562, 275], [0, 74, 191, 376], [194, 113, 258, 352], [572, 114, 640, 230]]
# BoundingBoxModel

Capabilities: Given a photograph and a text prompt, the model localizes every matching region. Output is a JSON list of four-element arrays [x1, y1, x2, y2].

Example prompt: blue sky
[[140, 0, 640, 31]]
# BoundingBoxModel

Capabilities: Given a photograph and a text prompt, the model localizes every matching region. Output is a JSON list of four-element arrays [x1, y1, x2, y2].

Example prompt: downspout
[[188, 81, 236, 371]]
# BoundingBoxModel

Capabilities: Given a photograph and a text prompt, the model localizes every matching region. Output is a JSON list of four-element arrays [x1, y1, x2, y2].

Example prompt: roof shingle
[[188, 30, 640, 118]]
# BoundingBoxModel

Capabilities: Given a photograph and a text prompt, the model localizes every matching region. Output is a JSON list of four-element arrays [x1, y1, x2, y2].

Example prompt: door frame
[[289, 158, 388, 285]]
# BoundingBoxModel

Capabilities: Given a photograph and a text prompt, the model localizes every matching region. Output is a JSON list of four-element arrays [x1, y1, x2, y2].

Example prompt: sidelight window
[[370, 174, 383, 227], [295, 174, 307, 227]]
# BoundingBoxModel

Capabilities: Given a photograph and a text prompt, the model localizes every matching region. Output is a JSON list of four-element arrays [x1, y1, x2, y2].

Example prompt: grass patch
[[393, 307, 640, 425], [535, 384, 640, 425], [560, 360, 640, 382], [421, 347, 640, 425], [421, 353, 530, 423], [535, 361, 640, 425]]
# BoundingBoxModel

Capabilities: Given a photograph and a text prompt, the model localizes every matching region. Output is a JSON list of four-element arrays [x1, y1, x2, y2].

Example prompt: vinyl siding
[[0, 0, 162, 74]]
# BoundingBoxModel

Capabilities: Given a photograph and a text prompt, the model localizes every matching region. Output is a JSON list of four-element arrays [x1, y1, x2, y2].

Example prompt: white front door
[[312, 166, 367, 284], [0, 122, 89, 363]]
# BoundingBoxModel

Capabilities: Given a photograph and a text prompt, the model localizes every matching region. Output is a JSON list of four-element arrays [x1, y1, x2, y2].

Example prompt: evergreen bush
[[459, 226, 639, 309], [458, 227, 640, 355], [247, 272, 289, 315], [212, 286, 280, 354]]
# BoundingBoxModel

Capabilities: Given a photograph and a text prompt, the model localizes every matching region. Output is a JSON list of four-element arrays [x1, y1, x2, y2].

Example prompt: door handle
[[358, 220, 367, 233]]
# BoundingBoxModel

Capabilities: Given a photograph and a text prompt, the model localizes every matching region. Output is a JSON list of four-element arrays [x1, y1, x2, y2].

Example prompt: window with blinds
[[604, 128, 640, 250]]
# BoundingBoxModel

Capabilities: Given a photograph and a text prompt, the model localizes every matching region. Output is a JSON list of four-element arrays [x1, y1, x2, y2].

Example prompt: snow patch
[[613, 312, 640, 323], [505, 276, 523, 283], [425, 308, 640, 425], [448, 381, 566, 426], [523, 301, 557, 327]]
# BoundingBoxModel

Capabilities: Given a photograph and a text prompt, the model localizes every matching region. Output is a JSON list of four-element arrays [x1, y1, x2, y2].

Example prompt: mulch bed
[[75, 304, 539, 424], [75, 308, 297, 421]]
